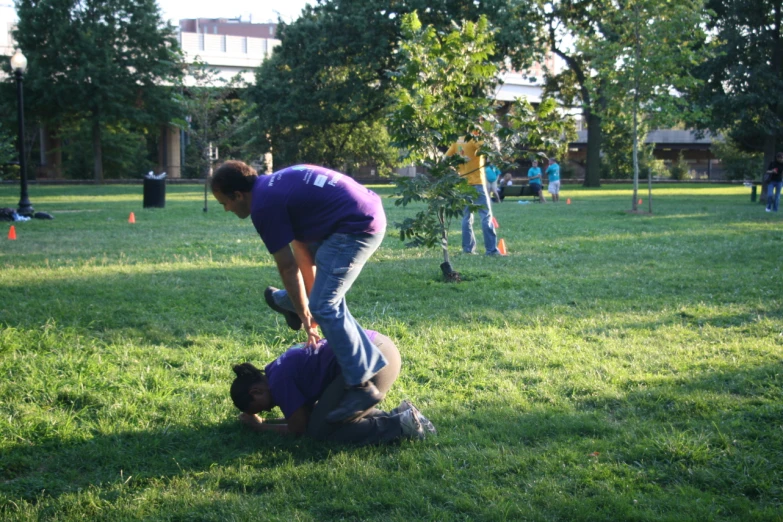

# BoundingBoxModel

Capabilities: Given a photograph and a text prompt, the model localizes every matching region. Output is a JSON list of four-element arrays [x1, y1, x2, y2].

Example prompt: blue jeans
[[767, 181, 782, 211], [462, 184, 499, 255], [271, 231, 387, 386]]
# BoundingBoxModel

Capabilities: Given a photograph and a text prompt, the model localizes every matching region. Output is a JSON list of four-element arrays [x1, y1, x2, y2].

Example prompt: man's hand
[[239, 412, 263, 427], [302, 315, 321, 347]]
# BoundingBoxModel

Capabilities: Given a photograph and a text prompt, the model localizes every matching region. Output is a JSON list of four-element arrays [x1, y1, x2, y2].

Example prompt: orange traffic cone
[[128, 212, 136, 224], [8, 225, 16, 240], [491, 216, 499, 229], [566, 198, 571, 204], [498, 238, 507, 255]]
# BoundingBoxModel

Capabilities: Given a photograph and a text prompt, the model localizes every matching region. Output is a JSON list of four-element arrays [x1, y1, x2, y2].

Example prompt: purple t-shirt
[[265, 330, 379, 418], [250, 165, 387, 254]]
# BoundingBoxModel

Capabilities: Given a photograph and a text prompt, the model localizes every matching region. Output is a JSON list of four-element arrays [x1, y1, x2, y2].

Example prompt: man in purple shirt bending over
[[211, 160, 388, 423]]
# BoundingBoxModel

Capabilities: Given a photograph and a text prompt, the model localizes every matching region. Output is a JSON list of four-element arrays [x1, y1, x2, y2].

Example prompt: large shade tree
[[247, 0, 541, 172], [389, 12, 574, 280], [541, 0, 611, 187], [14, 0, 183, 181], [690, 0, 782, 184], [540, 0, 707, 189], [584, 0, 707, 211]]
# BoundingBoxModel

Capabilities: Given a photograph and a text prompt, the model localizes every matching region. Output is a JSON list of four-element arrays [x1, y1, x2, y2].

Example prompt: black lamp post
[[11, 49, 33, 217]]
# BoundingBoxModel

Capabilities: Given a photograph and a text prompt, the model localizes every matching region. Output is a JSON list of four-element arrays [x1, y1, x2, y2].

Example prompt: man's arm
[[272, 245, 320, 346], [291, 240, 316, 296]]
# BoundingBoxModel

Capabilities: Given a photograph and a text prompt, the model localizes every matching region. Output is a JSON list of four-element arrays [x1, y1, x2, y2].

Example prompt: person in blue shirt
[[527, 160, 547, 203], [485, 164, 502, 203], [546, 158, 562, 203]]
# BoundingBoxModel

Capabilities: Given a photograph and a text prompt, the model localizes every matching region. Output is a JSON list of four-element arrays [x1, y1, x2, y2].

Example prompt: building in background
[[178, 17, 280, 85]]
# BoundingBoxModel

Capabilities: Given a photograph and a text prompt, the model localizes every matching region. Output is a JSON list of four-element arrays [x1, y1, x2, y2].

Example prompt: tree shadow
[[1, 418, 353, 503], [1, 360, 779, 520]]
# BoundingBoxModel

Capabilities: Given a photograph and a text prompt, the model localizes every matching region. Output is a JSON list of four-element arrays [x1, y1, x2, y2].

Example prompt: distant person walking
[[546, 158, 561, 203], [765, 152, 783, 212]]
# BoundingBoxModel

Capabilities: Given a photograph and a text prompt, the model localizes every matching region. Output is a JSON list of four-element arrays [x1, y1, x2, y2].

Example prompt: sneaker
[[264, 286, 302, 331], [389, 399, 414, 416], [399, 408, 426, 440], [391, 400, 437, 435], [326, 382, 384, 423], [766, 208, 772, 212], [407, 403, 437, 434]]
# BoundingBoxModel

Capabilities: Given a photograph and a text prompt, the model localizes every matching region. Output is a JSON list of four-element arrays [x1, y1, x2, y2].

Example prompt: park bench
[[499, 184, 540, 201]]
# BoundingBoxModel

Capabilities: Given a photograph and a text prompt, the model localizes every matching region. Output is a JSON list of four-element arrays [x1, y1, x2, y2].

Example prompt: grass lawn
[[0, 182, 781, 521]]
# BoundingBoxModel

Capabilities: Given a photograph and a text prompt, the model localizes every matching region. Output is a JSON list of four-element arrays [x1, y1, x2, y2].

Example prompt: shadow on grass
[[2, 361, 779, 519], [0, 419, 337, 503]]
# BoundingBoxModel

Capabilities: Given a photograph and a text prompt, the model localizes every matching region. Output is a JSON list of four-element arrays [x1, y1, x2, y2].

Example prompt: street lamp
[[11, 48, 33, 216]]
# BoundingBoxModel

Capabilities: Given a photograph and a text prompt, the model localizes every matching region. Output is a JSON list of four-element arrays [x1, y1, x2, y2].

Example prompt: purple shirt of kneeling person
[[230, 331, 436, 444]]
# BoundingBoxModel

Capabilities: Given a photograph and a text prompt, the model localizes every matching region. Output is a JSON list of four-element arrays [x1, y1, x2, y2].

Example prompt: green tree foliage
[[57, 119, 156, 180], [668, 151, 692, 181], [14, 0, 183, 181], [711, 137, 765, 180], [541, 0, 707, 193], [542, 0, 611, 187], [246, 0, 541, 173], [389, 12, 497, 280], [177, 62, 250, 182], [584, 0, 707, 210], [247, 0, 402, 171], [691, 0, 782, 165], [0, 122, 21, 180], [479, 97, 576, 172], [389, 12, 573, 279]]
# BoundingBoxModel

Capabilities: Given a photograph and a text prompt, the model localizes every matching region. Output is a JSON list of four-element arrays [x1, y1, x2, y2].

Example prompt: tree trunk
[[438, 209, 459, 281], [439, 210, 452, 271], [632, 104, 639, 212], [584, 108, 602, 187], [92, 117, 103, 183]]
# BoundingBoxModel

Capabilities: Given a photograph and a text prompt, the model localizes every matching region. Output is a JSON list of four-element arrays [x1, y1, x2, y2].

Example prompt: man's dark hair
[[230, 362, 266, 411], [211, 160, 258, 197]]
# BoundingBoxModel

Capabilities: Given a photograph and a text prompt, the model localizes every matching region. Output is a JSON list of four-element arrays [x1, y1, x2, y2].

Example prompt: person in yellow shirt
[[445, 137, 500, 255]]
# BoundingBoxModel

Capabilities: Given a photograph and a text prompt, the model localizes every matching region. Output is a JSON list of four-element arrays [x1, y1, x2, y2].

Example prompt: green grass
[[0, 182, 781, 521]]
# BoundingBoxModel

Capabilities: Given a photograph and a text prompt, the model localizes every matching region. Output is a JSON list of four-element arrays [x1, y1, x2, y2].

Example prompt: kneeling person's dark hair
[[230, 362, 265, 411]]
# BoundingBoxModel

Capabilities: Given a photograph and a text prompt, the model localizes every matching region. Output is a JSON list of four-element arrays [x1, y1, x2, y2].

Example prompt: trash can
[[143, 177, 166, 208]]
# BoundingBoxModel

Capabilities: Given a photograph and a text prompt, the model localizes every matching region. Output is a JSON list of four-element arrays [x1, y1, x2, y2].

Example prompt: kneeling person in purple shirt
[[212, 161, 388, 423], [231, 331, 436, 444]]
